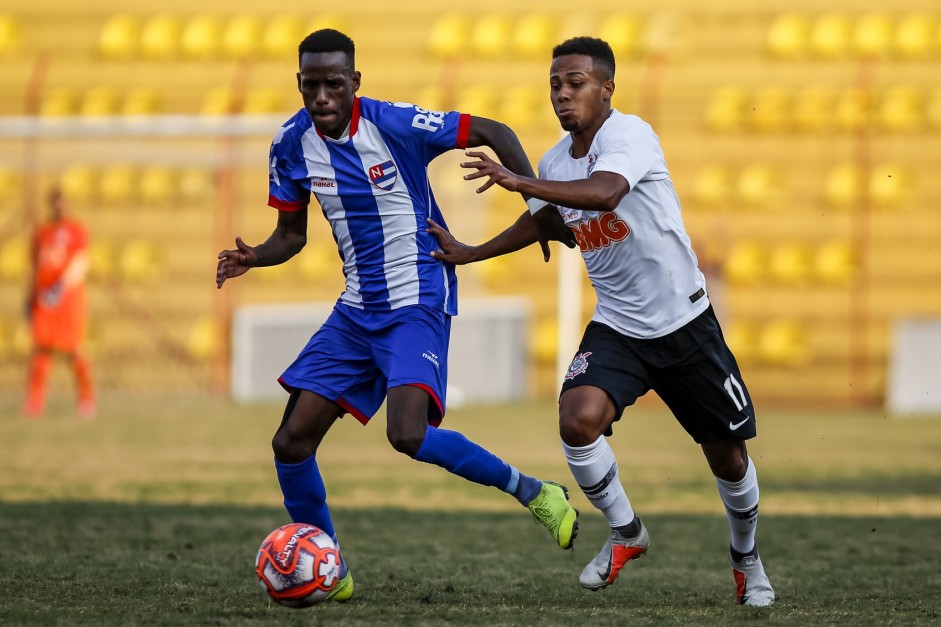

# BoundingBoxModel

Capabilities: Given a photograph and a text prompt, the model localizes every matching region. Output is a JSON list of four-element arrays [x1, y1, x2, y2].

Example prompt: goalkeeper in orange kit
[[23, 187, 95, 419]]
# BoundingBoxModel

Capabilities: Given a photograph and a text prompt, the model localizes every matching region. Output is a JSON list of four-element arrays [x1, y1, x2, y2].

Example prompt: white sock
[[716, 456, 760, 554], [562, 436, 635, 528]]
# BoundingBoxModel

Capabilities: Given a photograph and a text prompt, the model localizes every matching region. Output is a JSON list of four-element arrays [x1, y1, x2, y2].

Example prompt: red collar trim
[[314, 97, 360, 141]]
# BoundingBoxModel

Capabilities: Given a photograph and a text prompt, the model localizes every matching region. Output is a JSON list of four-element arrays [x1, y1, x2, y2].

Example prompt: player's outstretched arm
[[462, 151, 630, 212], [216, 208, 308, 289], [463, 117, 576, 257], [428, 209, 543, 265]]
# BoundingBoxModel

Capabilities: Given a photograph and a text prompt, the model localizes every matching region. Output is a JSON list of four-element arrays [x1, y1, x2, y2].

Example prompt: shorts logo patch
[[565, 351, 592, 380]]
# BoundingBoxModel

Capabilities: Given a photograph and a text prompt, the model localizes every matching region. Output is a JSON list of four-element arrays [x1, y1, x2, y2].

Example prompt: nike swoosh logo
[[729, 418, 749, 430]]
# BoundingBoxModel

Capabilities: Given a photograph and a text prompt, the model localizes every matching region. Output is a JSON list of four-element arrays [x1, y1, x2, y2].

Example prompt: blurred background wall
[[0, 0, 939, 408]]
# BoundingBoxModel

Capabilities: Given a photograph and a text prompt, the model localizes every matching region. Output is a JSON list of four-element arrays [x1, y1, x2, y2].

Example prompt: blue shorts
[[279, 303, 450, 426]]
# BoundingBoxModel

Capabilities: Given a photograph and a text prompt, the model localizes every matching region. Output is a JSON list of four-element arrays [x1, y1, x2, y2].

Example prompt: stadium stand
[[1, 0, 939, 404]]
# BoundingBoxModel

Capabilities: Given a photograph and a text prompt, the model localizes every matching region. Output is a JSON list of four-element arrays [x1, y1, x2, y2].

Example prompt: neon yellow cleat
[[527, 481, 579, 550], [325, 570, 354, 603]]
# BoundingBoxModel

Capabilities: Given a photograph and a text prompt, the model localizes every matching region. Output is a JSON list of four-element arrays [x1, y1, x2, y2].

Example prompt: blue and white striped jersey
[[268, 96, 470, 315]]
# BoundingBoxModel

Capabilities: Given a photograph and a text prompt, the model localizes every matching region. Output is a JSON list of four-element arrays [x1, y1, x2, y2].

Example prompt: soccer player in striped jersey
[[215, 29, 578, 602], [428, 37, 774, 606]]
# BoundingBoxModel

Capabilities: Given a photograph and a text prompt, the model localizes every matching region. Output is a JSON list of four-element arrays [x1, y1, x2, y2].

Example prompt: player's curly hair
[[552, 37, 615, 80], [298, 29, 356, 68]]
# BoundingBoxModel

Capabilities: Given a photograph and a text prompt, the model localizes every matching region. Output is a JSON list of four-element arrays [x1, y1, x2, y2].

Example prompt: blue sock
[[413, 425, 541, 505], [274, 455, 338, 547]]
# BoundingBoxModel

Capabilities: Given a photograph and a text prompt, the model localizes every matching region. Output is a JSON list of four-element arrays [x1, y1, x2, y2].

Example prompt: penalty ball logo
[[565, 352, 592, 380], [275, 525, 318, 569]]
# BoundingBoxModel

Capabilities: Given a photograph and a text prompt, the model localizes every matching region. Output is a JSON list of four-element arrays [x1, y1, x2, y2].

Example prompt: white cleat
[[731, 548, 775, 607], [579, 517, 649, 591]]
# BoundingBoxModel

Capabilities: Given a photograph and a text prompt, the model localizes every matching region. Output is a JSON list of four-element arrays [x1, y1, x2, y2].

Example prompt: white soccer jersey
[[538, 110, 708, 339]]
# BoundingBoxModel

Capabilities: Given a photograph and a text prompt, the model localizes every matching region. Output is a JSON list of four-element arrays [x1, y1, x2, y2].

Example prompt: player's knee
[[386, 427, 425, 457], [705, 442, 748, 481], [271, 428, 312, 464], [558, 407, 606, 447]]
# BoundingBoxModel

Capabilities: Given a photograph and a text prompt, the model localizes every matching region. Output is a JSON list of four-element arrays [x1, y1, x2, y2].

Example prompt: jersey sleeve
[[591, 115, 662, 190], [267, 122, 310, 212], [369, 99, 470, 163]]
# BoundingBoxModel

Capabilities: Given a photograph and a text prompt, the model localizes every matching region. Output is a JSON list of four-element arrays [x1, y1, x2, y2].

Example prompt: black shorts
[[559, 305, 756, 444]]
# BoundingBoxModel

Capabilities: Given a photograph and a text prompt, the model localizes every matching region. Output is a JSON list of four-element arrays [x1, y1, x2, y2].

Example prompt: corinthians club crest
[[565, 352, 592, 380]]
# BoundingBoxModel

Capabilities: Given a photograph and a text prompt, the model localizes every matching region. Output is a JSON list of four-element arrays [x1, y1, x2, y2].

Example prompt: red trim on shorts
[[455, 113, 471, 149], [336, 397, 369, 425], [410, 383, 444, 427], [268, 195, 306, 212]]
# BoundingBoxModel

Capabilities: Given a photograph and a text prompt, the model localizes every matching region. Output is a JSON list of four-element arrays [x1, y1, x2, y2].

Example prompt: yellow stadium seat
[[599, 15, 641, 58], [531, 318, 558, 365], [0, 236, 28, 280], [87, 241, 115, 280], [853, 13, 893, 57], [11, 320, 31, 357], [181, 15, 222, 59], [724, 242, 766, 285], [80, 87, 119, 117], [835, 87, 871, 132], [414, 86, 446, 113], [295, 246, 335, 280], [98, 15, 138, 60], [758, 319, 809, 367], [201, 87, 237, 116], [178, 168, 214, 201], [810, 14, 851, 58], [766, 14, 809, 58], [513, 15, 555, 58], [705, 87, 746, 132], [869, 163, 912, 208], [99, 164, 137, 204], [0, 167, 19, 202], [187, 317, 217, 361], [118, 240, 157, 282], [0, 15, 19, 56], [121, 88, 160, 116], [139, 167, 175, 204], [140, 15, 181, 60], [768, 243, 810, 285], [736, 164, 782, 207], [262, 15, 302, 58], [823, 163, 861, 208], [893, 13, 935, 59], [223, 15, 262, 59], [471, 14, 511, 57], [304, 15, 348, 40], [926, 89, 941, 130], [40, 88, 76, 117], [456, 86, 497, 118], [244, 88, 284, 114], [692, 166, 731, 207], [878, 86, 922, 132], [793, 87, 833, 133], [60, 164, 96, 201], [748, 87, 789, 133], [813, 241, 853, 285], [724, 320, 759, 364], [498, 86, 540, 129], [428, 15, 470, 58]]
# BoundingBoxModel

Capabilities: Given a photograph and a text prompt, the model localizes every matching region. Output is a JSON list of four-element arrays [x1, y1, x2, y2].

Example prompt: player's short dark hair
[[298, 29, 355, 68], [552, 37, 615, 80]]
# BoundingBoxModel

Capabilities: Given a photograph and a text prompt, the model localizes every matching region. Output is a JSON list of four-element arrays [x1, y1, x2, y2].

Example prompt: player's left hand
[[532, 205, 577, 261], [461, 151, 519, 193], [426, 218, 478, 265]]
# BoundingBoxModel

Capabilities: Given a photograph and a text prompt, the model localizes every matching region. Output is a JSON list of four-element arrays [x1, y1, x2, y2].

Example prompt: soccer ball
[[255, 523, 341, 608]]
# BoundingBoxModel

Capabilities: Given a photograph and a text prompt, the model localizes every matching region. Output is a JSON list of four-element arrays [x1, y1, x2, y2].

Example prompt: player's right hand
[[533, 205, 577, 261], [216, 236, 258, 288], [426, 218, 478, 265]]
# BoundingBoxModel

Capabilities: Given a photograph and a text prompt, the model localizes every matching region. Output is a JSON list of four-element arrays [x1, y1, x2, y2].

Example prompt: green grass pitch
[[0, 394, 939, 625]]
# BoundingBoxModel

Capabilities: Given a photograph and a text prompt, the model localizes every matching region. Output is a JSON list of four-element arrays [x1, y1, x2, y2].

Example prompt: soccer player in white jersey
[[215, 29, 578, 602], [427, 36, 774, 606]]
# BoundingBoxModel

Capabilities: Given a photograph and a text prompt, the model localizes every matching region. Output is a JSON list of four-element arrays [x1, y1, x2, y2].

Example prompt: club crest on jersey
[[587, 153, 597, 175], [565, 352, 593, 380], [368, 159, 398, 191]]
